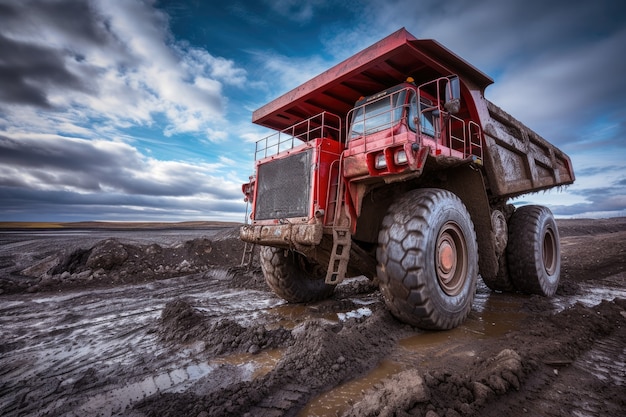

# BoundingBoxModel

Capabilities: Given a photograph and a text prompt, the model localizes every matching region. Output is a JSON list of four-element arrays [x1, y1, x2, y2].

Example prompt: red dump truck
[[240, 28, 575, 330]]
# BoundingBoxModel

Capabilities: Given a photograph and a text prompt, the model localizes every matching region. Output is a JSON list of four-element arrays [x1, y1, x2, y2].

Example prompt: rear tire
[[377, 189, 478, 330], [259, 246, 335, 303], [506, 205, 560, 296], [481, 209, 515, 292]]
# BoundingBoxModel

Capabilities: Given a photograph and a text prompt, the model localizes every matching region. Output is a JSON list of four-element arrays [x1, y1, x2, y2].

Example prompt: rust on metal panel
[[240, 223, 323, 246]]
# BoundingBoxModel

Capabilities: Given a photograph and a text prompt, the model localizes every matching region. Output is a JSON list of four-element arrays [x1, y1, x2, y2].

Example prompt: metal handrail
[[254, 112, 342, 160]]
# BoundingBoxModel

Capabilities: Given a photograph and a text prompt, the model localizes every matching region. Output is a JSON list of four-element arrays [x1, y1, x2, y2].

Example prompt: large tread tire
[[506, 205, 560, 296], [259, 246, 335, 303], [377, 188, 478, 330], [481, 257, 516, 293]]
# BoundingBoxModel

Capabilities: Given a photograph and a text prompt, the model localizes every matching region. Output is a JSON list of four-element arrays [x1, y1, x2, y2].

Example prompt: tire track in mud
[[0, 269, 284, 417], [136, 303, 401, 417], [526, 322, 626, 417]]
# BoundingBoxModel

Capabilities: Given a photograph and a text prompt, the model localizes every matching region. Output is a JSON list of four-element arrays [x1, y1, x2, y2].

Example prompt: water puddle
[[553, 272, 626, 312], [573, 336, 626, 386], [337, 306, 373, 321], [297, 289, 530, 416], [266, 297, 378, 329], [213, 348, 285, 379], [296, 274, 625, 417], [266, 303, 331, 329], [74, 349, 289, 415], [297, 360, 405, 417]]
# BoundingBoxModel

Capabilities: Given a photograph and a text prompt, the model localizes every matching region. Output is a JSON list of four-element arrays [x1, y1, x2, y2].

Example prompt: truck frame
[[240, 28, 575, 330]]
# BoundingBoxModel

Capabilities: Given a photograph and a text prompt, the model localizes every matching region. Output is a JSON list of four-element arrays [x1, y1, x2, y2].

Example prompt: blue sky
[[1, 0, 625, 222]]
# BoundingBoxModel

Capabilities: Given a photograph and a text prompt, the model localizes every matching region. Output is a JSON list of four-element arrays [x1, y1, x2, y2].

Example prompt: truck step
[[240, 241, 256, 269], [325, 228, 351, 284]]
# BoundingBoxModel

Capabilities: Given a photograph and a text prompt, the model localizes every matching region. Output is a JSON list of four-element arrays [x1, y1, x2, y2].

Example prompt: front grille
[[255, 149, 312, 220]]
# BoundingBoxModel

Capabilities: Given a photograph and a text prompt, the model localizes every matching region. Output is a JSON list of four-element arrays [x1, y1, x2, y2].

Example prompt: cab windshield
[[349, 90, 407, 140], [349, 87, 437, 140]]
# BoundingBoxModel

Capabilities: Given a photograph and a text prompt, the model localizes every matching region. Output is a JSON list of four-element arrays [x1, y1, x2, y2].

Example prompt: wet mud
[[0, 218, 625, 417]]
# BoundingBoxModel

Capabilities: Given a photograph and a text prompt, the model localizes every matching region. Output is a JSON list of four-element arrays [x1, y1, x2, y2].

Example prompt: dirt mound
[[343, 369, 430, 417], [137, 305, 402, 416], [159, 298, 292, 356], [3, 228, 247, 293]]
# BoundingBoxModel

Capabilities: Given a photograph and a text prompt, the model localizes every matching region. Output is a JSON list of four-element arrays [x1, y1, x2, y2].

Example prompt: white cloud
[[0, 0, 249, 139], [250, 50, 333, 100]]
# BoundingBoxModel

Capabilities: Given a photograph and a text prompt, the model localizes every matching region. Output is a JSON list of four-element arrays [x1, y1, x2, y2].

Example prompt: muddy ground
[[0, 218, 625, 417]]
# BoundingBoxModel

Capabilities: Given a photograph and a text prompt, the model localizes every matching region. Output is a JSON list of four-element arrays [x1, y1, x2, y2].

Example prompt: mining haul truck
[[240, 28, 575, 330]]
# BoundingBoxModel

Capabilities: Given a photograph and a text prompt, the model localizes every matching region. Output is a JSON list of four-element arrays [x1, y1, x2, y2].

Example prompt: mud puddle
[[291, 277, 625, 417], [554, 272, 626, 311]]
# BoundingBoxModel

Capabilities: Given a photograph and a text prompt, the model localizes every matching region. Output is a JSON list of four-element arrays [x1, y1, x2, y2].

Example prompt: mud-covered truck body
[[240, 28, 575, 330]]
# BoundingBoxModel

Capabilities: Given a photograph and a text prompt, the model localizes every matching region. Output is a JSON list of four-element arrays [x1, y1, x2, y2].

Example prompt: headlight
[[374, 153, 387, 169], [395, 150, 408, 164]]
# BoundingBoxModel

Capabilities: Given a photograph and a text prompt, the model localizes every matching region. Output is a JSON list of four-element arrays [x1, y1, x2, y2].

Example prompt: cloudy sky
[[1, 0, 624, 222]]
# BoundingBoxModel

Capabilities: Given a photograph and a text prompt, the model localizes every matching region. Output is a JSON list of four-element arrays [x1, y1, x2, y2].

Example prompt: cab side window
[[408, 93, 436, 137]]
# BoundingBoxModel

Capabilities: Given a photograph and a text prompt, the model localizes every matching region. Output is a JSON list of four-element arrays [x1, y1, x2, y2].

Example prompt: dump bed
[[478, 98, 575, 198]]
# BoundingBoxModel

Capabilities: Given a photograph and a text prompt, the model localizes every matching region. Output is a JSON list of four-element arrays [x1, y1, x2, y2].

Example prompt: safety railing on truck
[[417, 77, 483, 160], [345, 83, 482, 161], [254, 112, 342, 160], [443, 115, 483, 160]]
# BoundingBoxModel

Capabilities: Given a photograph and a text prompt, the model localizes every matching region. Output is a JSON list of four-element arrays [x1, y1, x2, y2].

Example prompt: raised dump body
[[479, 99, 574, 197], [241, 28, 575, 330]]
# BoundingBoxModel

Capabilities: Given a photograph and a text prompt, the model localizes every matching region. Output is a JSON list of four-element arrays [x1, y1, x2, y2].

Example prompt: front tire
[[259, 246, 335, 303], [377, 189, 478, 330], [506, 205, 560, 296]]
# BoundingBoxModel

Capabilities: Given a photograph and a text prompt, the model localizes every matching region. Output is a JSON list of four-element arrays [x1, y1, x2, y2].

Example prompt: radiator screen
[[255, 150, 312, 220]]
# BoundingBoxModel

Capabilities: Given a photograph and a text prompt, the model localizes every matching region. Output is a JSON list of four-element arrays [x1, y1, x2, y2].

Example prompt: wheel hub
[[435, 222, 467, 296], [439, 241, 455, 274]]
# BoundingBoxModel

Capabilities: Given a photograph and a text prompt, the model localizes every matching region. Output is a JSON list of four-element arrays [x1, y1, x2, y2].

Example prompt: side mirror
[[444, 76, 461, 114]]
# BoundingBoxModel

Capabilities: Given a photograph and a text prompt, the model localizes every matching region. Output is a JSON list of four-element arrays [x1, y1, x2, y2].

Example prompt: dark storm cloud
[[0, 0, 112, 46], [0, 0, 115, 107], [575, 166, 623, 178], [369, 0, 626, 151], [0, 34, 84, 107], [0, 134, 241, 200], [0, 186, 244, 222], [0, 135, 122, 171], [532, 176, 626, 218], [550, 196, 626, 217]]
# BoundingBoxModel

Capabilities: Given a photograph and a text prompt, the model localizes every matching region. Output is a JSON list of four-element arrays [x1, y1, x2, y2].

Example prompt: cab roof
[[252, 28, 493, 132]]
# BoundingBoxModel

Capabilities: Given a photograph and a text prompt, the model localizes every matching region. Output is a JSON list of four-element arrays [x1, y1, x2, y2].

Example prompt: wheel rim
[[435, 222, 467, 296], [542, 227, 557, 275]]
